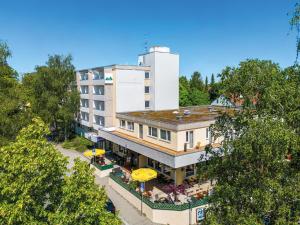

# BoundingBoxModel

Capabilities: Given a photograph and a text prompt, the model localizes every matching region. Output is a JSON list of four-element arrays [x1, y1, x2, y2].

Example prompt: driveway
[[55, 145, 159, 225]]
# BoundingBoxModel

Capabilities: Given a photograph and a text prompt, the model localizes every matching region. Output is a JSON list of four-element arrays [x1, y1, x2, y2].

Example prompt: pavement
[[55, 145, 159, 225]]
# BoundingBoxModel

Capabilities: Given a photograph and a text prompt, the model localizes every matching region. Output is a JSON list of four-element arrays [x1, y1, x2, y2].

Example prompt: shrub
[[62, 136, 93, 152]]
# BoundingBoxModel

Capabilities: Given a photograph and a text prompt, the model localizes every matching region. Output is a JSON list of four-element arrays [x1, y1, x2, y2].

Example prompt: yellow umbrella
[[83, 149, 105, 157], [131, 168, 157, 182]]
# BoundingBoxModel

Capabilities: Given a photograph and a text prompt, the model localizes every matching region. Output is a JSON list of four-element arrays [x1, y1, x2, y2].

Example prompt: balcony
[[80, 107, 89, 113], [80, 119, 90, 127], [92, 79, 105, 85], [79, 79, 89, 85]]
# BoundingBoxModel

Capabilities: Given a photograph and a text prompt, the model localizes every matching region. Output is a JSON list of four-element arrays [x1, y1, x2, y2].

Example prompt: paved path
[[56, 145, 159, 225]]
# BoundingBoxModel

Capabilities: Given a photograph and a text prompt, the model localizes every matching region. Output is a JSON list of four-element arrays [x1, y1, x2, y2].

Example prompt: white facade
[[115, 69, 145, 113], [138, 46, 179, 110], [76, 46, 180, 131]]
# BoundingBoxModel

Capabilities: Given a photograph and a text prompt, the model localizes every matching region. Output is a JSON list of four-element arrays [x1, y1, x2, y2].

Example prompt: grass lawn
[[62, 136, 94, 152]]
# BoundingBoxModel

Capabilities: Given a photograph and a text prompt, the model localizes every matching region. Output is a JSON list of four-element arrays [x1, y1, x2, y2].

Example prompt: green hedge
[[93, 163, 114, 171], [109, 173, 208, 211], [62, 136, 93, 152]]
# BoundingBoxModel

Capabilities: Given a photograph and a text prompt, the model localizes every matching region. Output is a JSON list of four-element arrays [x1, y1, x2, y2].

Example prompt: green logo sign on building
[[104, 73, 113, 84]]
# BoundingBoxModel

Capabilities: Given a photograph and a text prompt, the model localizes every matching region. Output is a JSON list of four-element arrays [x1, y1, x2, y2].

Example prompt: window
[[120, 120, 126, 128], [94, 115, 105, 126], [147, 158, 155, 168], [206, 128, 210, 140], [148, 126, 157, 138], [145, 101, 150, 108], [94, 85, 104, 95], [127, 121, 134, 131], [81, 112, 89, 121], [81, 99, 89, 108], [80, 73, 88, 80], [145, 86, 150, 93], [94, 100, 105, 111], [80, 85, 89, 94], [93, 71, 104, 80], [145, 72, 150, 79], [160, 129, 171, 141], [185, 165, 195, 177]]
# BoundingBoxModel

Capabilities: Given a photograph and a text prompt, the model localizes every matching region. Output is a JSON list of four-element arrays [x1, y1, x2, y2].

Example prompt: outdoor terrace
[[110, 167, 214, 205]]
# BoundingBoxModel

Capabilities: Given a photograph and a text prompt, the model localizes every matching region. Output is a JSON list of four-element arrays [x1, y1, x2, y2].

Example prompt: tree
[[0, 41, 32, 146], [190, 88, 210, 105], [290, 1, 300, 62], [208, 82, 223, 102], [0, 118, 121, 225], [198, 60, 300, 224], [23, 55, 80, 141], [210, 73, 215, 85], [190, 71, 204, 90], [200, 118, 300, 225], [205, 76, 208, 90], [179, 76, 191, 106]]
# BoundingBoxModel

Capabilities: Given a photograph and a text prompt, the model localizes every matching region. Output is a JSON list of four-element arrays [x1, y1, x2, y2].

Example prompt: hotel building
[[76, 46, 222, 185]]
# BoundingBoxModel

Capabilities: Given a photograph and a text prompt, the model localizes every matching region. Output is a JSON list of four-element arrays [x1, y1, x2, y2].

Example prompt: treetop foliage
[[0, 118, 121, 225], [199, 59, 300, 224]]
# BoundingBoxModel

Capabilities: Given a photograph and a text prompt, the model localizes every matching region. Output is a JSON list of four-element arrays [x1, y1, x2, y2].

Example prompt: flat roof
[[118, 106, 232, 125], [77, 64, 150, 72]]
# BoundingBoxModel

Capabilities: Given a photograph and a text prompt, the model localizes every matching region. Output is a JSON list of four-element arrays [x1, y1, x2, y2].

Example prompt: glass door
[[186, 131, 194, 149], [139, 124, 143, 139]]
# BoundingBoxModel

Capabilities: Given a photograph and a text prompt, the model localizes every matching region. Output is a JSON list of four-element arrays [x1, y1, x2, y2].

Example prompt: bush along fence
[[109, 172, 208, 211]]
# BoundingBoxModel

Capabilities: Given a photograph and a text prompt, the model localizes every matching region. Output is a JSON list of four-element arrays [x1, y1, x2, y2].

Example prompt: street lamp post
[[140, 182, 145, 215], [185, 196, 192, 225]]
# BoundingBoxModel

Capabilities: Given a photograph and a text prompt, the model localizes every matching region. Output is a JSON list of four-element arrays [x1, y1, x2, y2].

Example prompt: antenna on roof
[[144, 33, 149, 53]]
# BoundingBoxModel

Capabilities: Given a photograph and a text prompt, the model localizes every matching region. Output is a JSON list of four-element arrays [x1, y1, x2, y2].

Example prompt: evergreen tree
[[210, 73, 215, 85], [205, 76, 208, 90], [190, 71, 204, 90]]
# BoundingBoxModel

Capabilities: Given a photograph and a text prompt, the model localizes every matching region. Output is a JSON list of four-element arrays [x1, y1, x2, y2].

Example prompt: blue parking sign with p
[[196, 207, 205, 221]]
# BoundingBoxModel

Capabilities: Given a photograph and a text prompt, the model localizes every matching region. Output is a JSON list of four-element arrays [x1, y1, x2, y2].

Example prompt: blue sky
[[0, 0, 298, 78]]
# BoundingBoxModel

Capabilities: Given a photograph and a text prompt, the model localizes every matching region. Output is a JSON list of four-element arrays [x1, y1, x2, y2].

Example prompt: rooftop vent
[[183, 110, 191, 115], [176, 115, 183, 120]]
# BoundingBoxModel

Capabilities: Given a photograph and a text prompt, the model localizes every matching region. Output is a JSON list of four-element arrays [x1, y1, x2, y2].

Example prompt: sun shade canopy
[[131, 168, 158, 182], [83, 149, 105, 157]]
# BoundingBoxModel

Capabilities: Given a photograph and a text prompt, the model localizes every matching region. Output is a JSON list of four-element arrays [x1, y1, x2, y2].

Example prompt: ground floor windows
[[185, 164, 196, 177], [147, 158, 172, 177]]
